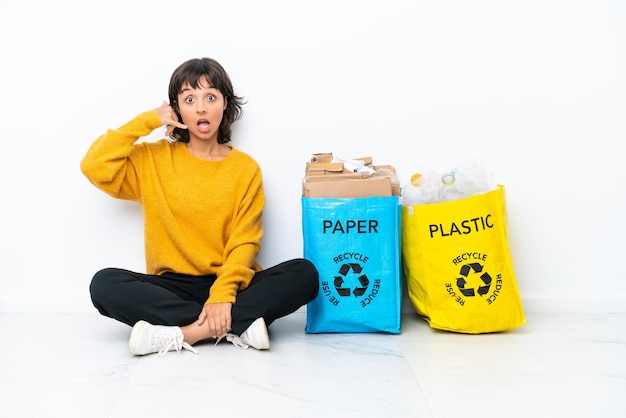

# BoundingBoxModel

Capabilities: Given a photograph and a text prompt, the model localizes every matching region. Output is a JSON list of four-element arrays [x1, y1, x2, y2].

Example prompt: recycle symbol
[[334, 263, 369, 297], [456, 262, 492, 297]]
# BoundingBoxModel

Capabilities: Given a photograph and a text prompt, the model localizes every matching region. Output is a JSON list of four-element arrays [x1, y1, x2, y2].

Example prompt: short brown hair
[[168, 58, 245, 144]]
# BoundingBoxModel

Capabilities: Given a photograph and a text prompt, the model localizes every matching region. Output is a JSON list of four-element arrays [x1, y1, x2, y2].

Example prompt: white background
[[0, 0, 624, 312]]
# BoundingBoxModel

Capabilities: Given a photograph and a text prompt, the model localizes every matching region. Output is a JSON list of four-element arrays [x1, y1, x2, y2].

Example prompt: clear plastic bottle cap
[[441, 172, 455, 185]]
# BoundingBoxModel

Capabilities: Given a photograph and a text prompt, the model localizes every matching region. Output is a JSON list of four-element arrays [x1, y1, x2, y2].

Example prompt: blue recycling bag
[[302, 196, 402, 333]]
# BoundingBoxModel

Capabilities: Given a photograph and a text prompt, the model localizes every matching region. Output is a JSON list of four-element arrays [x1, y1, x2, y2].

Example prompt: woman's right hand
[[155, 101, 187, 137]]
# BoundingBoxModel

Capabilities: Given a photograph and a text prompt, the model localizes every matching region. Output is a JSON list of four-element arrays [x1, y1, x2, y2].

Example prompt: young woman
[[81, 58, 319, 356]]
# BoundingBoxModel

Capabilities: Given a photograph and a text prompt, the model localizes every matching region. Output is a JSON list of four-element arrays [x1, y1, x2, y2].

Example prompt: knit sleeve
[[206, 158, 265, 304], [80, 110, 163, 201]]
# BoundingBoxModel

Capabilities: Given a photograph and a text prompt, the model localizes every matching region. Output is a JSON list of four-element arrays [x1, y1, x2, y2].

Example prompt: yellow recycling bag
[[402, 185, 526, 333]]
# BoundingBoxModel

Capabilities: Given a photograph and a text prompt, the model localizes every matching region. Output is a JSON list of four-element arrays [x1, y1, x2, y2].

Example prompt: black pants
[[90, 258, 319, 335]]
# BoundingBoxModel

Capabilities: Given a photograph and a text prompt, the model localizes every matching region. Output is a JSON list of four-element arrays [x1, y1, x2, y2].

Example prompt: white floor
[[2, 301, 625, 418]]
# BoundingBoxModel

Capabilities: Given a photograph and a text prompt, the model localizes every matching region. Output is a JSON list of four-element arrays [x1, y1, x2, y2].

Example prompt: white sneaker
[[129, 320, 199, 356], [220, 318, 270, 350]]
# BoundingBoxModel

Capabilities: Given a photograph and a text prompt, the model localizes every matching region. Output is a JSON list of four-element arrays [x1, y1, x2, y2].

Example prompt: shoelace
[[156, 333, 199, 357], [215, 333, 250, 350]]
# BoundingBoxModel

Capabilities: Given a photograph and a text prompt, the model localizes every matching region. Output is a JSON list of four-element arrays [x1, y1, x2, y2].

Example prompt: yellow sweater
[[80, 110, 264, 305]]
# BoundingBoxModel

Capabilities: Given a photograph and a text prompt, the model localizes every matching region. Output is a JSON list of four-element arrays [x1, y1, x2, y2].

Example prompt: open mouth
[[197, 119, 211, 133]]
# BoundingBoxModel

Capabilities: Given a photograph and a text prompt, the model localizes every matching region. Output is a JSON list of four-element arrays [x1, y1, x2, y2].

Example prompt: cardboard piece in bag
[[302, 152, 399, 198], [302, 176, 392, 198]]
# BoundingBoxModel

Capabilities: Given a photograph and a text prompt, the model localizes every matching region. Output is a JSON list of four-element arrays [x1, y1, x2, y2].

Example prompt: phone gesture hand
[[155, 101, 187, 137]]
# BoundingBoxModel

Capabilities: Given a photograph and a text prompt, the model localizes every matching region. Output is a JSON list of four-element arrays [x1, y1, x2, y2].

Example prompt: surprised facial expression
[[177, 77, 227, 142]]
